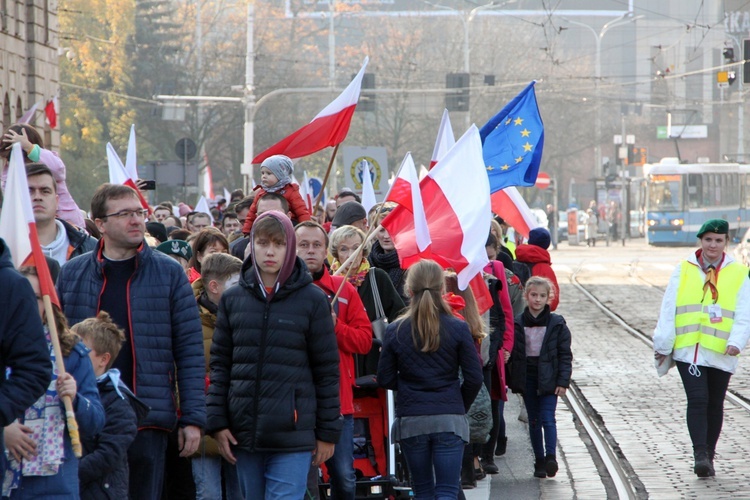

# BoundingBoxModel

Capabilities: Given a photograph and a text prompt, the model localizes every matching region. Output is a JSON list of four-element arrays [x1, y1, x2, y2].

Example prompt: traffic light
[[446, 73, 470, 112], [357, 73, 376, 112]]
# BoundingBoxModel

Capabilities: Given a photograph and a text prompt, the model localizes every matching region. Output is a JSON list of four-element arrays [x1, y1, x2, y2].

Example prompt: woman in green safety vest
[[653, 219, 750, 478]]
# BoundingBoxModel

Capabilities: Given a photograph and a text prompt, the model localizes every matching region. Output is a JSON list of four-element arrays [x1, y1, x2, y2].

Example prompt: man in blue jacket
[[0, 238, 52, 474], [57, 184, 206, 500]]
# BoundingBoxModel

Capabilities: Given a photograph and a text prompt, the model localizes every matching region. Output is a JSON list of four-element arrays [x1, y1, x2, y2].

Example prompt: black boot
[[545, 455, 558, 478], [461, 449, 476, 489], [534, 458, 547, 478], [694, 450, 711, 477], [480, 455, 499, 474], [707, 448, 716, 477], [495, 436, 507, 456]]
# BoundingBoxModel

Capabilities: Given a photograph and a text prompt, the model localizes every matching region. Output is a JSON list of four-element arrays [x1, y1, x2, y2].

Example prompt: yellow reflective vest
[[674, 261, 747, 354]]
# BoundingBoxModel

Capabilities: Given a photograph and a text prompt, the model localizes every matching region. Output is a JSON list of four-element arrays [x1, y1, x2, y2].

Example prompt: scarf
[[369, 241, 405, 294], [3, 328, 64, 497], [522, 304, 551, 327], [331, 258, 370, 288], [97, 368, 125, 399], [698, 252, 723, 303]]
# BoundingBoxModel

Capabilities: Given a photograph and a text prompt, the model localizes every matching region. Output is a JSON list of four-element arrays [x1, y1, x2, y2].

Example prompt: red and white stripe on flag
[[429, 109, 455, 169], [0, 143, 60, 306], [252, 58, 369, 164], [490, 186, 539, 239], [381, 152, 431, 268], [45, 97, 58, 129], [419, 125, 491, 291], [107, 143, 151, 214], [301, 171, 314, 214]]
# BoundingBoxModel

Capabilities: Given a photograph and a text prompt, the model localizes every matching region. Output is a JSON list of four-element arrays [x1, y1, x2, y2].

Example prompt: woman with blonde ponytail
[[377, 260, 483, 498]]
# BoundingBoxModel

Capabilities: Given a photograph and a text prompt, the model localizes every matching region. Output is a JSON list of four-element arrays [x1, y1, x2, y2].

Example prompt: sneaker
[[481, 456, 499, 475], [534, 458, 547, 478], [545, 455, 558, 478], [495, 436, 507, 456]]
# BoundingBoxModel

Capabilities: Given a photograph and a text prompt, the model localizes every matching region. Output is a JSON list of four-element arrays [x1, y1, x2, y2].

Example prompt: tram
[[645, 158, 750, 246]]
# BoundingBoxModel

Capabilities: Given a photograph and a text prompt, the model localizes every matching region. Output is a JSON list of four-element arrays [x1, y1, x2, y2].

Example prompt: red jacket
[[514, 244, 560, 311], [242, 183, 312, 234], [313, 267, 372, 415]]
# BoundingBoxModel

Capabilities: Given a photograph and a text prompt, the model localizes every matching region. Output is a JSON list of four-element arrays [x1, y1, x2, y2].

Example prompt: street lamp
[[563, 13, 642, 177]]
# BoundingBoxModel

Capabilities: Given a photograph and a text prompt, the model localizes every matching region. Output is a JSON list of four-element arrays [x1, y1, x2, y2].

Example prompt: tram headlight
[[647, 219, 657, 227], [670, 218, 684, 226]]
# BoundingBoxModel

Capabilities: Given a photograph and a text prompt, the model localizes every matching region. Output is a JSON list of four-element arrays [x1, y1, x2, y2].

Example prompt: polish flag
[[194, 195, 214, 223], [223, 187, 232, 203], [0, 143, 60, 307], [19, 102, 39, 124], [107, 143, 151, 214], [125, 125, 138, 182], [301, 171, 314, 213], [490, 186, 539, 239], [381, 153, 431, 267], [45, 97, 59, 129], [360, 162, 377, 213], [429, 109, 455, 169], [419, 125, 491, 290], [252, 58, 369, 164], [202, 165, 215, 201]]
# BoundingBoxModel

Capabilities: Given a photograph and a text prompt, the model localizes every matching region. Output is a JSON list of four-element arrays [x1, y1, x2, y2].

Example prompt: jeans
[[128, 429, 168, 500], [677, 361, 732, 452], [523, 373, 558, 460], [235, 449, 311, 499], [192, 457, 244, 500], [400, 432, 464, 500], [223, 460, 243, 500], [326, 414, 356, 499]]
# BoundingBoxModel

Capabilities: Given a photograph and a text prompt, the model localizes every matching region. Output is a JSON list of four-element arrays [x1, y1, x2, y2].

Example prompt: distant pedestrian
[[377, 259, 483, 499], [508, 276, 572, 479], [584, 208, 597, 247], [653, 219, 750, 477]]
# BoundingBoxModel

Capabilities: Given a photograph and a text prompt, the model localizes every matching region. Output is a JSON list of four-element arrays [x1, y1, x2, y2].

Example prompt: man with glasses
[[57, 183, 205, 499]]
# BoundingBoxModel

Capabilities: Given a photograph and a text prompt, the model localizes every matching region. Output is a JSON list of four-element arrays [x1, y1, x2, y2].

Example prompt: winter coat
[[377, 314, 484, 417], [508, 310, 572, 396], [59, 218, 97, 262], [653, 250, 750, 374], [207, 256, 343, 452], [241, 183, 311, 234], [358, 267, 406, 324], [79, 374, 148, 500], [514, 244, 560, 311], [9, 341, 105, 499], [57, 240, 206, 431]]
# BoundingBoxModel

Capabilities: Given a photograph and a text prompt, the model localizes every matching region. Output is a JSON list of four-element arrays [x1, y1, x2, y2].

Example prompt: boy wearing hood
[[207, 210, 342, 499]]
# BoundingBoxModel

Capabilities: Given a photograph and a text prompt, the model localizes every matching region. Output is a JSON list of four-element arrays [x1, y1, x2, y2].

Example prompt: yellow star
[[501, 165, 510, 170], [515, 156, 523, 164], [505, 118, 512, 125], [520, 128, 531, 137], [523, 142, 533, 152], [486, 165, 495, 171], [514, 117, 524, 126]]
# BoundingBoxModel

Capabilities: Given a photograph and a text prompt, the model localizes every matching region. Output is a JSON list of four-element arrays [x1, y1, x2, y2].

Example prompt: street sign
[[175, 138, 197, 161], [535, 172, 551, 190]]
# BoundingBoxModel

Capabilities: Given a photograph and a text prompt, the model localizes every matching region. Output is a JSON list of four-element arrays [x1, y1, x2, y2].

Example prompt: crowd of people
[[0, 124, 581, 499]]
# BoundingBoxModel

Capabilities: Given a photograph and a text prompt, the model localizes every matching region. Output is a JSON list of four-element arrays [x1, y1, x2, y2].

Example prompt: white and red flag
[[125, 125, 138, 182], [223, 187, 232, 203], [194, 195, 214, 224], [0, 143, 60, 306], [252, 58, 369, 164], [301, 171, 314, 213], [45, 97, 59, 129], [380, 153, 431, 267], [107, 143, 151, 214], [202, 166, 215, 201], [490, 186, 539, 239], [429, 109, 455, 169]]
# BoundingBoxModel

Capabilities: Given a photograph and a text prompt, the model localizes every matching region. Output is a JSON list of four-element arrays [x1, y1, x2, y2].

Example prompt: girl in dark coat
[[508, 276, 572, 479]]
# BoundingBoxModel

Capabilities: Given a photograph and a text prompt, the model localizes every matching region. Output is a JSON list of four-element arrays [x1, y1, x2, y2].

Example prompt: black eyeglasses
[[101, 209, 148, 220]]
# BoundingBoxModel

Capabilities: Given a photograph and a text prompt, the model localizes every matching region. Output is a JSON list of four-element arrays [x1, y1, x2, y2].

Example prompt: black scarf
[[522, 304, 550, 327], [198, 290, 218, 315], [369, 240, 406, 295]]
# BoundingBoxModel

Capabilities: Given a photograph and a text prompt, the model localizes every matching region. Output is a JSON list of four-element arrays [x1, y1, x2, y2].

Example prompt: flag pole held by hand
[[42, 294, 83, 458]]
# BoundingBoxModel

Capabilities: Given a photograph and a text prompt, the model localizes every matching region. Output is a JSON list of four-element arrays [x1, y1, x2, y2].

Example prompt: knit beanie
[[260, 155, 294, 192], [528, 227, 551, 250]]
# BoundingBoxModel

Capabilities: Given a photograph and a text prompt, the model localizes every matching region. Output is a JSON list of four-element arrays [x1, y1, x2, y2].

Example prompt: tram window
[[728, 174, 739, 206], [648, 175, 682, 210], [687, 174, 702, 208]]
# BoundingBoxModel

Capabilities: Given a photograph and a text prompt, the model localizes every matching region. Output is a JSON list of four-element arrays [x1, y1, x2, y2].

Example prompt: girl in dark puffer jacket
[[508, 276, 572, 480]]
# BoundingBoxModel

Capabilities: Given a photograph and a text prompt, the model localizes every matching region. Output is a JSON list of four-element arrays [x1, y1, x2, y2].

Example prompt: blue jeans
[[192, 456, 222, 500], [326, 414, 356, 499], [128, 429, 168, 500], [235, 449, 311, 499], [400, 432, 464, 500], [223, 460, 243, 500], [523, 373, 558, 459]]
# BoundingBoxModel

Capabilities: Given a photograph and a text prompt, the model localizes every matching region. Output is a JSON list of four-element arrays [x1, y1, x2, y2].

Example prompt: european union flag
[[479, 81, 544, 193]]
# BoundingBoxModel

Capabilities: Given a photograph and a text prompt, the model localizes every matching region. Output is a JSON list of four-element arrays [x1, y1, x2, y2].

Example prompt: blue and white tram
[[645, 158, 750, 246]]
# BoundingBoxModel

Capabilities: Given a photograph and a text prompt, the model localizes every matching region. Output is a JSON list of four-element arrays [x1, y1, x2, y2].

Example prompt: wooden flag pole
[[313, 144, 340, 217], [42, 295, 83, 458]]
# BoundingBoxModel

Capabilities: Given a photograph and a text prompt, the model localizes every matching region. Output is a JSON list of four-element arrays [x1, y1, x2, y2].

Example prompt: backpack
[[512, 261, 535, 287]]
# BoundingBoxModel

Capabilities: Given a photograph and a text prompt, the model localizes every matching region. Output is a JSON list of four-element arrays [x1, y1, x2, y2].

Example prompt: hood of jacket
[[514, 244, 551, 265]]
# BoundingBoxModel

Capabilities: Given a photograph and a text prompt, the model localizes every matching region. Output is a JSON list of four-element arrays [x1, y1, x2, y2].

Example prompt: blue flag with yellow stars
[[479, 81, 544, 193]]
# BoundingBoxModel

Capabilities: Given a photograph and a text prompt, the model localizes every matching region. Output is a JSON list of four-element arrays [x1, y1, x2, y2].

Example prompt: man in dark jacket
[[26, 162, 96, 267], [0, 238, 52, 474], [57, 184, 206, 500], [208, 211, 342, 499]]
